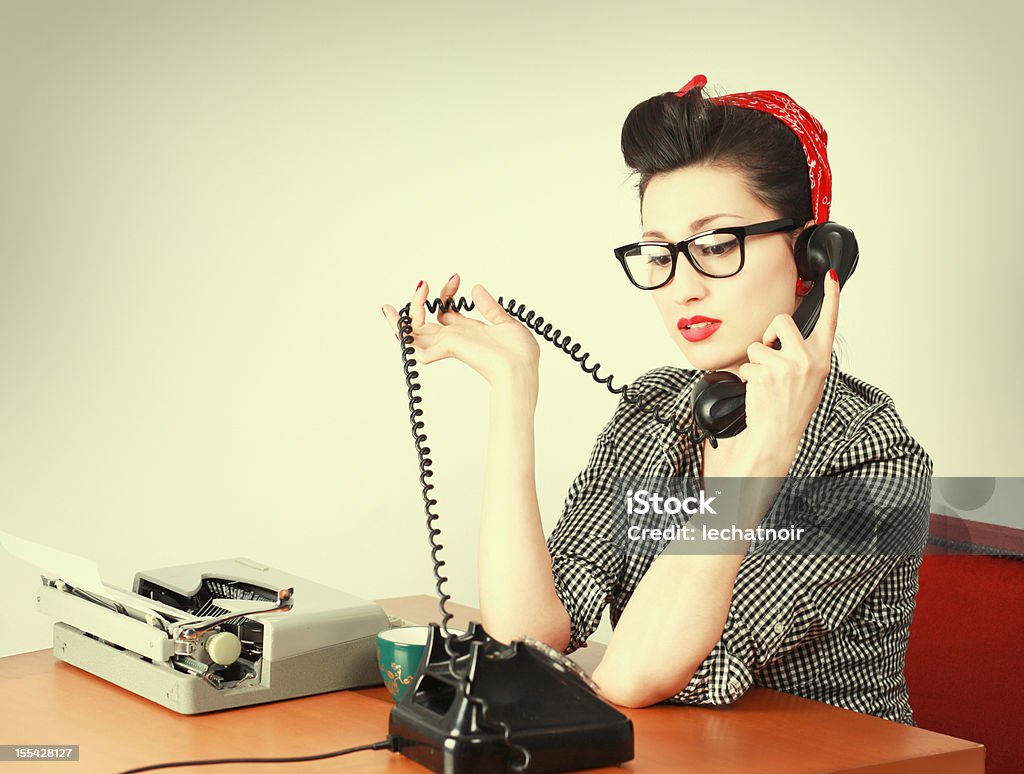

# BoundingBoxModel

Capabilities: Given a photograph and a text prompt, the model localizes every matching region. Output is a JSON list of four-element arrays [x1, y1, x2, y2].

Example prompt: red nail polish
[[448, 273, 457, 282], [829, 269, 838, 283], [380, 306, 386, 317], [416, 280, 423, 291]]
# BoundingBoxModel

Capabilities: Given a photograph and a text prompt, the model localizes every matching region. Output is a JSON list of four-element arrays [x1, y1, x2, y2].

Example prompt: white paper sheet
[[0, 529, 107, 595], [0, 529, 170, 621]]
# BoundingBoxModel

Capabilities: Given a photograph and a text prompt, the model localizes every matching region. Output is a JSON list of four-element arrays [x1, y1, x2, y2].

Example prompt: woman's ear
[[790, 219, 816, 248]]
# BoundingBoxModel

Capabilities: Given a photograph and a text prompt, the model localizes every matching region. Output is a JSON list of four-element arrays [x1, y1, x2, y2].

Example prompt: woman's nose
[[668, 259, 709, 304]]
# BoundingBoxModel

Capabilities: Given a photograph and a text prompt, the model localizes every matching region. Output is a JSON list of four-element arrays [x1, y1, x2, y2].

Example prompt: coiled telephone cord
[[395, 294, 694, 772]]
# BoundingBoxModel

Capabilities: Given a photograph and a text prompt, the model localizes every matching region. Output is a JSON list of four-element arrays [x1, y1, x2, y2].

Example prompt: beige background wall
[[1, 0, 1021, 657]]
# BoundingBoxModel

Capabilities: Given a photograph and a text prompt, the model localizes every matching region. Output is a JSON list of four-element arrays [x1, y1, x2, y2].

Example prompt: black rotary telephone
[[690, 221, 859, 447], [386, 221, 857, 772]]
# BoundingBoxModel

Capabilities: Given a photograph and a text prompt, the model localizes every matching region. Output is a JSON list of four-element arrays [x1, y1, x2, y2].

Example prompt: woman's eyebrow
[[643, 212, 742, 239]]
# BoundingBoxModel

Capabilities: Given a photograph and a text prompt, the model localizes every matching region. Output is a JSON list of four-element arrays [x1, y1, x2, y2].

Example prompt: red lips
[[677, 315, 722, 343], [677, 315, 721, 329]]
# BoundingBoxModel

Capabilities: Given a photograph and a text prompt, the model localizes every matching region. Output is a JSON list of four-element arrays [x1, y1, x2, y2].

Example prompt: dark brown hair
[[620, 86, 812, 223]]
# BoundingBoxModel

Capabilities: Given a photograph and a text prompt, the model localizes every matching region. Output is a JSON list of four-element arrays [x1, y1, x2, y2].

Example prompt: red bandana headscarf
[[674, 73, 832, 225]]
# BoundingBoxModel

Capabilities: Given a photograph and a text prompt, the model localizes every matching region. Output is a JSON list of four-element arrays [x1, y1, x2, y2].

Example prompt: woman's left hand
[[735, 269, 841, 469]]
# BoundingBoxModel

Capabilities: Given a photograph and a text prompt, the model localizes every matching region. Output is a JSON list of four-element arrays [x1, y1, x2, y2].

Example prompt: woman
[[380, 74, 932, 725]]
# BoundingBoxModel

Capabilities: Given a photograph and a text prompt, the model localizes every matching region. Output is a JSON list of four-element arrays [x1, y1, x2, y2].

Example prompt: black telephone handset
[[690, 221, 859, 447]]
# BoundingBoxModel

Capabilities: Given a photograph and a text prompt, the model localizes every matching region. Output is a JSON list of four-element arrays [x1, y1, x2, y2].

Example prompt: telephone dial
[[387, 222, 858, 773]]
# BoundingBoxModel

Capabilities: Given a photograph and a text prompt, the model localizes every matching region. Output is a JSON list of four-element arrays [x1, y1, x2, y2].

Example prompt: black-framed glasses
[[613, 217, 804, 289]]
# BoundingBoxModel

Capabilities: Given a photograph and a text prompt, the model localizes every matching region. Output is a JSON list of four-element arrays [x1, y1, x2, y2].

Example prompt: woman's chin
[[676, 346, 742, 375]]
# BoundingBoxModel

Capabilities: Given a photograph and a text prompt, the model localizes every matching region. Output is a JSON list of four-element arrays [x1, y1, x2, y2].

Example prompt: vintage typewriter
[[3, 532, 395, 714]]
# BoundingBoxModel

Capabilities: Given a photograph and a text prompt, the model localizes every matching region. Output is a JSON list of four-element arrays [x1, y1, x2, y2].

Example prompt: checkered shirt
[[547, 351, 934, 726]]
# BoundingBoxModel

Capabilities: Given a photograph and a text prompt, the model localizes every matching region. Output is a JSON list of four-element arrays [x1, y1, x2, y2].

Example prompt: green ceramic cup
[[376, 626, 463, 702]]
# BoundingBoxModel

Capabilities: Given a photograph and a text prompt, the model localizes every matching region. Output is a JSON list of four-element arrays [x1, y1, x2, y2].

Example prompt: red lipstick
[[677, 315, 722, 343]]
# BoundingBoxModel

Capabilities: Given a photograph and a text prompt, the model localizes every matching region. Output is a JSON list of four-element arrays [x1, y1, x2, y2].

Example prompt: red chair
[[905, 513, 1024, 774]]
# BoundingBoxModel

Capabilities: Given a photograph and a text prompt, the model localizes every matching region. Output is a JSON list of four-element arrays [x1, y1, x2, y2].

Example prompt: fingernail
[[394, 332, 398, 340], [448, 273, 457, 282], [829, 269, 838, 284], [380, 306, 386, 317], [416, 280, 423, 291]]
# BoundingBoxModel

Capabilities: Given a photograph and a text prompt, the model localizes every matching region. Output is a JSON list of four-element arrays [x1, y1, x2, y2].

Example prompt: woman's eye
[[645, 255, 672, 266], [699, 243, 735, 258]]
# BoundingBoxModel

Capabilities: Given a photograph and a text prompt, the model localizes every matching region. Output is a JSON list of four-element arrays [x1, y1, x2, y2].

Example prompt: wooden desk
[[0, 595, 984, 773]]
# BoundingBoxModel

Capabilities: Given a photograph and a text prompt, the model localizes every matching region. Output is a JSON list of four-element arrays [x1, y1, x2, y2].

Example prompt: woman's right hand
[[380, 274, 540, 387]]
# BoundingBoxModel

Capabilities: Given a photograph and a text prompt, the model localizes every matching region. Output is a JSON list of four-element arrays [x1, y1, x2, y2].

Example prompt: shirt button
[[773, 622, 785, 634]]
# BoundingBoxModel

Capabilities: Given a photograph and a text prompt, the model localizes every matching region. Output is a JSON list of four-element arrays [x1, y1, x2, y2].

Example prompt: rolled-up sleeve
[[547, 423, 627, 654], [669, 430, 933, 706]]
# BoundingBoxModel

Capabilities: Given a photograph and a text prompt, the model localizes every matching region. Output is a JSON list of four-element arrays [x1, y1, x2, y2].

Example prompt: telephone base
[[388, 622, 633, 774]]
